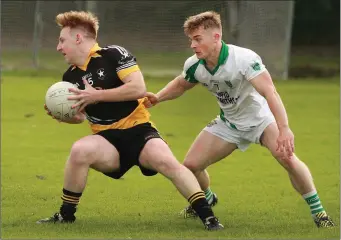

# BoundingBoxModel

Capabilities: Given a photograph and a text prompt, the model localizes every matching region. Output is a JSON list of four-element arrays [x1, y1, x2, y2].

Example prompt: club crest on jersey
[[252, 62, 261, 71], [97, 68, 106, 80]]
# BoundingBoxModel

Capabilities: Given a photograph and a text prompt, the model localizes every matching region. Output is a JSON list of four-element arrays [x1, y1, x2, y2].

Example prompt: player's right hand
[[143, 92, 159, 108], [44, 104, 61, 123], [276, 126, 295, 160]]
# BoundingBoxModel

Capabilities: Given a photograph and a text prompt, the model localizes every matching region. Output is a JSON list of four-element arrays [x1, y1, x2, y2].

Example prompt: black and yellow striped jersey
[[62, 43, 151, 133]]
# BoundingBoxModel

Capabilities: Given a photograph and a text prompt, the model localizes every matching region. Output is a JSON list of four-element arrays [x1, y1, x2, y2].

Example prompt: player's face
[[188, 26, 217, 59], [56, 27, 79, 64]]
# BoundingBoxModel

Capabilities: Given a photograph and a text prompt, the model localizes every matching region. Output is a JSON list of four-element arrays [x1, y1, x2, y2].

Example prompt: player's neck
[[205, 41, 222, 69], [74, 41, 97, 67]]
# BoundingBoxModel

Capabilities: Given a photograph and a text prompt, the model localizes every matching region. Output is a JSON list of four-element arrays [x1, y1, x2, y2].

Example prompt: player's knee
[[183, 159, 201, 173], [155, 158, 181, 176], [271, 150, 284, 161], [271, 149, 295, 171], [69, 139, 98, 165]]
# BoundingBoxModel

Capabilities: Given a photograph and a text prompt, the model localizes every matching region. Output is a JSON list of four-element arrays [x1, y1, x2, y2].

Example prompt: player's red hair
[[56, 11, 99, 39]]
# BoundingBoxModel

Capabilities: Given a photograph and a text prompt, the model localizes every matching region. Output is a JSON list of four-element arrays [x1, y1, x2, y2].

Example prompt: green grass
[[1, 72, 340, 239]]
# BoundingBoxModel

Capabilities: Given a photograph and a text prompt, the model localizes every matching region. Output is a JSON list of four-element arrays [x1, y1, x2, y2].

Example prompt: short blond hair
[[183, 11, 221, 35], [56, 11, 99, 39]]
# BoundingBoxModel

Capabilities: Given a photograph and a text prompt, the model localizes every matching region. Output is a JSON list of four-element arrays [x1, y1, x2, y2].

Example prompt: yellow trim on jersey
[[89, 98, 156, 133], [72, 43, 102, 71], [117, 65, 140, 80]]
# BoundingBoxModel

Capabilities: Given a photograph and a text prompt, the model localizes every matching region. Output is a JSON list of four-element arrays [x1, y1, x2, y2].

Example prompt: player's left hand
[[276, 126, 295, 159], [68, 79, 100, 112]]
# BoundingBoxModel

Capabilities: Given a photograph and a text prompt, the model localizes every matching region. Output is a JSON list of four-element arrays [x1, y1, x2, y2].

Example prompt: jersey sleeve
[[105, 45, 140, 80], [182, 56, 199, 83], [241, 50, 266, 81]]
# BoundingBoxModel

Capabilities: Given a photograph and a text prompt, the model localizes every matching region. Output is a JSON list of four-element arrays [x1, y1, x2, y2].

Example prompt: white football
[[45, 81, 80, 121]]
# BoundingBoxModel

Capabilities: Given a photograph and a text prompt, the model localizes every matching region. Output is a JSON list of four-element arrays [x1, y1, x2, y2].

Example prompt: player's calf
[[268, 148, 335, 228]]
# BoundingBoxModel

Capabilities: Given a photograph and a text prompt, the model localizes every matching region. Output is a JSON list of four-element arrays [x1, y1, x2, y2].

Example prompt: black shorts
[[95, 122, 162, 179]]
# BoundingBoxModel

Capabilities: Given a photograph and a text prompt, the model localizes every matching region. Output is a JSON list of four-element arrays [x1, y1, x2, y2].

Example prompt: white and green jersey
[[182, 42, 273, 131]]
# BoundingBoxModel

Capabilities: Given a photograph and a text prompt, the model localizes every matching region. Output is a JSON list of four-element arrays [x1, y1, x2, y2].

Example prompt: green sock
[[204, 187, 214, 205], [303, 190, 326, 219]]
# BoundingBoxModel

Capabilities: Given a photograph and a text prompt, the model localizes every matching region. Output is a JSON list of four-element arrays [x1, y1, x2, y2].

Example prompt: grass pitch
[[1, 71, 339, 239]]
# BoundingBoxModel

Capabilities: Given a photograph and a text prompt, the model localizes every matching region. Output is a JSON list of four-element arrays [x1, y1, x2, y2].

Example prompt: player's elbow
[[134, 82, 147, 99], [136, 88, 146, 99]]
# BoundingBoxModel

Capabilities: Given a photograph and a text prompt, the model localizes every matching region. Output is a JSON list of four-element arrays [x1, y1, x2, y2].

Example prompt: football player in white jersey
[[144, 11, 334, 228]]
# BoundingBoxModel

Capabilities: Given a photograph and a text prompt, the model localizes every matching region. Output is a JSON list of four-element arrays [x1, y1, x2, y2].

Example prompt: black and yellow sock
[[188, 191, 214, 223], [60, 188, 82, 220]]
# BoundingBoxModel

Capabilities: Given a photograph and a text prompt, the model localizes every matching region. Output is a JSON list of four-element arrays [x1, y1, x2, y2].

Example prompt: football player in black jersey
[[38, 11, 223, 230]]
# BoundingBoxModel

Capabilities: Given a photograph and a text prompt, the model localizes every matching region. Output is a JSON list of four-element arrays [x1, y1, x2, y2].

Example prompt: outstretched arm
[[144, 75, 197, 108], [156, 75, 197, 102]]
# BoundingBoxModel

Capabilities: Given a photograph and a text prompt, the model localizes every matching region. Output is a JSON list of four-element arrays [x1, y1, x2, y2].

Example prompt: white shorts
[[204, 115, 275, 151]]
